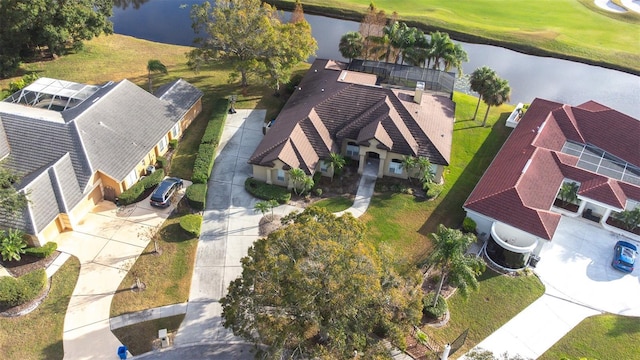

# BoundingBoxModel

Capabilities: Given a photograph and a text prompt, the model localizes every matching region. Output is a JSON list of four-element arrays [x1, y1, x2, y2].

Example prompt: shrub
[[169, 139, 178, 150], [186, 184, 207, 211], [426, 183, 443, 199], [179, 214, 202, 237], [462, 217, 477, 233], [422, 293, 448, 319], [0, 228, 27, 262], [0, 269, 47, 308], [118, 169, 165, 205], [314, 188, 323, 197], [200, 99, 228, 145], [244, 178, 291, 203], [192, 144, 215, 184], [155, 156, 167, 169], [24, 242, 57, 258]]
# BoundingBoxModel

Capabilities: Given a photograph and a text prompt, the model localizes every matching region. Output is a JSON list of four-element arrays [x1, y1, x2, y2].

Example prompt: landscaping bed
[[0, 251, 60, 278]]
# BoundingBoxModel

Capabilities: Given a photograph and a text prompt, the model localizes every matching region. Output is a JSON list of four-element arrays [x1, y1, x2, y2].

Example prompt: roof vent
[[414, 81, 425, 104]]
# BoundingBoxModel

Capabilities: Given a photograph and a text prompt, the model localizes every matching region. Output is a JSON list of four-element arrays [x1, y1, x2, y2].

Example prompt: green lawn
[[313, 196, 354, 212], [540, 314, 640, 360], [112, 315, 185, 356], [110, 214, 198, 317], [271, 0, 640, 74], [361, 92, 513, 262], [0, 256, 80, 360], [423, 270, 545, 355]]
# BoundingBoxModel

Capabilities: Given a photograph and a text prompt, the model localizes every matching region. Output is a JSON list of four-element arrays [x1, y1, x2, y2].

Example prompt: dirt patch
[[259, 215, 284, 237], [0, 251, 60, 278]]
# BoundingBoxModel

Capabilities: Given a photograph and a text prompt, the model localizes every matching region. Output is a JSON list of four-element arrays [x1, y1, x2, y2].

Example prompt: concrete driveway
[[56, 186, 187, 360], [536, 216, 640, 316], [466, 216, 639, 359]]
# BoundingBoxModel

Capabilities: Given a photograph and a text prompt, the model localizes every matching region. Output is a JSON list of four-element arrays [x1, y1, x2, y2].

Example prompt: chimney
[[414, 81, 425, 104]]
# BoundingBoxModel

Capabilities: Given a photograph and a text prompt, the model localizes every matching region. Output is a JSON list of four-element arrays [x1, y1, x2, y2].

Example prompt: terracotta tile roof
[[464, 98, 640, 241], [249, 59, 455, 174]]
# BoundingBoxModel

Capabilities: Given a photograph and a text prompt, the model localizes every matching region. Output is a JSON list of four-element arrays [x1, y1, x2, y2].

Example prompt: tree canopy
[[0, 164, 28, 217], [221, 207, 423, 358], [0, 0, 113, 77], [188, 0, 316, 88]]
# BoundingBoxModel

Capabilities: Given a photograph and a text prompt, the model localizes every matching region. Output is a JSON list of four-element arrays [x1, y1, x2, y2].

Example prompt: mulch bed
[[606, 217, 640, 236], [553, 199, 579, 212], [0, 251, 60, 277]]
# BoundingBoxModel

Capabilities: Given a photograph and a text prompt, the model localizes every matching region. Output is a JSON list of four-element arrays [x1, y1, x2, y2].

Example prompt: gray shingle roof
[[156, 78, 204, 118], [74, 80, 178, 182], [0, 119, 9, 160]]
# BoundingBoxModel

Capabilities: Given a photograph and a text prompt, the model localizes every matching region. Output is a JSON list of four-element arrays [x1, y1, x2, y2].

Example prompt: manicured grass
[[271, 0, 639, 73], [0, 256, 80, 360], [540, 314, 640, 360], [314, 196, 354, 212], [361, 92, 513, 262], [112, 315, 185, 356], [110, 214, 198, 317], [423, 270, 545, 355]]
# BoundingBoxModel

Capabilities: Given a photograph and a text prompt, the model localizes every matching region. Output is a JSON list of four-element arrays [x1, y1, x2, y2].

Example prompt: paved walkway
[[55, 187, 187, 360]]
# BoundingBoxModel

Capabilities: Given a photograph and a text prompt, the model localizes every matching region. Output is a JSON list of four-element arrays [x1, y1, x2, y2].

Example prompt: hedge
[[244, 178, 291, 204], [185, 184, 207, 211], [118, 169, 166, 205], [200, 99, 228, 145], [24, 242, 57, 258], [156, 156, 167, 169], [0, 269, 47, 308], [462, 217, 477, 233], [192, 144, 216, 184], [179, 214, 202, 237]]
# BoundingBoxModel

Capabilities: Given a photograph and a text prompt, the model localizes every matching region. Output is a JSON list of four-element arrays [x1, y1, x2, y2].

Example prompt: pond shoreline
[[265, 0, 640, 76]]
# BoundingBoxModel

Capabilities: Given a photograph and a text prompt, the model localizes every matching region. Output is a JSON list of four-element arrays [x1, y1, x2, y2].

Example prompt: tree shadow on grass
[[415, 112, 511, 260]]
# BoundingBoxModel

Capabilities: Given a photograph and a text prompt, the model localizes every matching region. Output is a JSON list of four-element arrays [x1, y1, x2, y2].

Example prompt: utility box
[[159, 328, 169, 348]]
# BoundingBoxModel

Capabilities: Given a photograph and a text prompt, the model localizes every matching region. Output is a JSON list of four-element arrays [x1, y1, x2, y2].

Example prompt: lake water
[[111, 0, 640, 118]]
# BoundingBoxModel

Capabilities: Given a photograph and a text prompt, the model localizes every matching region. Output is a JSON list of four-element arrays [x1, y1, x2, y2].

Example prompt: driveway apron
[[57, 199, 177, 360], [174, 109, 266, 346]]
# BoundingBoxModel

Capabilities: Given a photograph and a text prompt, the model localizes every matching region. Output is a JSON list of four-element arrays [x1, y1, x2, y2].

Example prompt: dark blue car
[[612, 240, 637, 273], [150, 177, 183, 208]]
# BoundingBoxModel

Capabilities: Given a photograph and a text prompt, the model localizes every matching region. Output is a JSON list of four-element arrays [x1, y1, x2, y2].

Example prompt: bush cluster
[[24, 242, 57, 258], [244, 178, 291, 204], [155, 156, 167, 169], [191, 99, 228, 184], [422, 292, 448, 319], [185, 184, 207, 211], [0, 269, 47, 308], [179, 214, 202, 237], [118, 168, 165, 205], [462, 217, 477, 233], [169, 139, 178, 150], [426, 183, 444, 199]]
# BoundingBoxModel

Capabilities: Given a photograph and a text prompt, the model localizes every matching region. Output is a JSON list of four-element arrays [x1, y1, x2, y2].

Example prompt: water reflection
[[110, 0, 640, 117]]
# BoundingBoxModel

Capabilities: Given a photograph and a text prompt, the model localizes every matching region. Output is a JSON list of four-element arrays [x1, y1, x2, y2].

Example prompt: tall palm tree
[[400, 155, 417, 183], [339, 32, 364, 63], [442, 42, 468, 74], [481, 77, 511, 126], [403, 35, 428, 68], [147, 59, 168, 93], [469, 66, 497, 121], [423, 225, 485, 307], [427, 31, 455, 70]]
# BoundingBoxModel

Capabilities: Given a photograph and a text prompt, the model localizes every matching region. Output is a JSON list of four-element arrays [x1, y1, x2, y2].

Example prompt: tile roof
[[464, 98, 640, 240], [249, 59, 455, 173]]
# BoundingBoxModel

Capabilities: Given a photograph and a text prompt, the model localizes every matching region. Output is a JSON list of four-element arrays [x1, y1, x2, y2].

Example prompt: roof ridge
[[336, 94, 388, 139]]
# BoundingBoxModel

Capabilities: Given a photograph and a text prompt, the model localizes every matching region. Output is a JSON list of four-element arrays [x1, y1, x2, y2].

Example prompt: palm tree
[[254, 201, 270, 216], [481, 77, 511, 127], [288, 168, 307, 195], [423, 225, 485, 307], [400, 155, 417, 183], [469, 66, 497, 120], [147, 59, 168, 93], [427, 31, 455, 70], [416, 156, 435, 185], [442, 42, 468, 74], [339, 32, 364, 63], [325, 152, 346, 181], [557, 182, 579, 207], [613, 208, 640, 231]]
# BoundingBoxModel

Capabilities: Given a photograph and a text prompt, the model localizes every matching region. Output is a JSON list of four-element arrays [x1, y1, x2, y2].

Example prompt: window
[[171, 123, 180, 138], [277, 169, 285, 182], [389, 159, 402, 174], [125, 169, 138, 188], [346, 142, 359, 158], [320, 160, 328, 172], [158, 136, 168, 152]]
